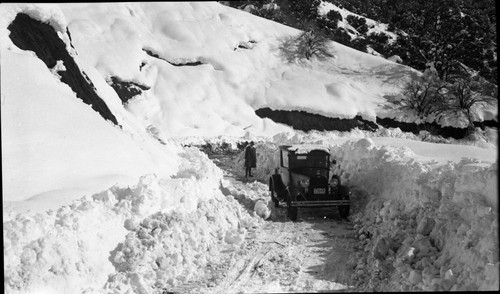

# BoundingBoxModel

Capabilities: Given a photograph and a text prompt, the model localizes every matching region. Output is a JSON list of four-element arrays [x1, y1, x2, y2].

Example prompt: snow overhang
[[281, 144, 330, 154]]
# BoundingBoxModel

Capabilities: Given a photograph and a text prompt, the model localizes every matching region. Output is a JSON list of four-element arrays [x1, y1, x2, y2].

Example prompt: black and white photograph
[[1, 1, 497, 293]]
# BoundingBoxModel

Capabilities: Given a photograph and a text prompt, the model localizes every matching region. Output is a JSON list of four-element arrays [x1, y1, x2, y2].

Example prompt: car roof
[[279, 144, 330, 154]]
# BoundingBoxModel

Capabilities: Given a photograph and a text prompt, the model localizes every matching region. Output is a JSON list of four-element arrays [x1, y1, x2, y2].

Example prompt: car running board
[[290, 200, 350, 207]]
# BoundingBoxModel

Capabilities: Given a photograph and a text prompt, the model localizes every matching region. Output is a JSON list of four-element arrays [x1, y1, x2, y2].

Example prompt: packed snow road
[[169, 154, 361, 293]]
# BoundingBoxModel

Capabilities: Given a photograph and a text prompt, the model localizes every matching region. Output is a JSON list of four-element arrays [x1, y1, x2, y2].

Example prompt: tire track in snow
[[195, 207, 358, 293], [212, 219, 294, 292]]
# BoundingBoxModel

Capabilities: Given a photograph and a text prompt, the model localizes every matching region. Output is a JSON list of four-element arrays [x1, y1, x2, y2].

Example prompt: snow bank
[[103, 185, 258, 293], [328, 138, 498, 291], [3, 147, 261, 294], [329, 138, 497, 210], [3, 133, 497, 293]]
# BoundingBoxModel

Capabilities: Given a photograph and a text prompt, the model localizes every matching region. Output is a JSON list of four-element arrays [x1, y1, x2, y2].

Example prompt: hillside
[[2, 3, 427, 138], [224, 0, 497, 84], [221, 0, 498, 138]]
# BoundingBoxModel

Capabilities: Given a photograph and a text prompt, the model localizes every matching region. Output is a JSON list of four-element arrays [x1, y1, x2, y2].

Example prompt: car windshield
[[289, 154, 329, 169]]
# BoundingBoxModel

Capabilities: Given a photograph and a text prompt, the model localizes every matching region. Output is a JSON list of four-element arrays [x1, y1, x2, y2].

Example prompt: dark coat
[[244, 145, 257, 168]]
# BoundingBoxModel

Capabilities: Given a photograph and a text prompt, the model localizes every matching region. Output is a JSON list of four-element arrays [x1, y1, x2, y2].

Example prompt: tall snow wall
[[329, 138, 498, 291], [253, 137, 497, 291]]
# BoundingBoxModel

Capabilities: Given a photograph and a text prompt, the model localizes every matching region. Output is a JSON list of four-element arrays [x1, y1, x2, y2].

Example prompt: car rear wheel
[[287, 206, 298, 221], [286, 190, 298, 221], [288, 207, 299, 222], [270, 180, 280, 208]]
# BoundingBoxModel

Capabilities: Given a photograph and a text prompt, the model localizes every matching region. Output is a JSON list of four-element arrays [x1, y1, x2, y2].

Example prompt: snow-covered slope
[[9, 3, 423, 136]]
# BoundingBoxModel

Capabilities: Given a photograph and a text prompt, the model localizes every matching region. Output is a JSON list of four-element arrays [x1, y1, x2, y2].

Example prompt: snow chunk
[[416, 217, 436, 236], [254, 199, 271, 220], [388, 55, 403, 63]]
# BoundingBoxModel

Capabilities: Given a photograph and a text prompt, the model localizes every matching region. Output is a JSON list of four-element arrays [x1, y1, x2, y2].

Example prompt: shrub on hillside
[[398, 70, 448, 120], [346, 14, 369, 34], [446, 76, 498, 131], [366, 32, 391, 55], [398, 65, 498, 130], [367, 31, 390, 45], [326, 9, 343, 23], [351, 37, 369, 52], [247, 1, 285, 23], [317, 15, 339, 31], [285, 0, 321, 29]]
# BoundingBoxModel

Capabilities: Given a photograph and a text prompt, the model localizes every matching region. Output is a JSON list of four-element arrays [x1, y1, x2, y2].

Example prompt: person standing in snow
[[244, 141, 257, 178]]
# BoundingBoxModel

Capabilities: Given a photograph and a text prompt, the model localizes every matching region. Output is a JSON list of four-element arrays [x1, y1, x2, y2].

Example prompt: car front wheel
[[338, 186, 350, 219], [338, 205, 350, 219]]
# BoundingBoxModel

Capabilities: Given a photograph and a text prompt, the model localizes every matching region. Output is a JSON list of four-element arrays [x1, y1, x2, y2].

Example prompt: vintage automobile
[[268, 145, 351, 221]]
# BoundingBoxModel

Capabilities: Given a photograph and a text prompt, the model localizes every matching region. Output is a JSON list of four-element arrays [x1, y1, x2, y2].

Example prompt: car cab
[[269, 145, 350, 221]]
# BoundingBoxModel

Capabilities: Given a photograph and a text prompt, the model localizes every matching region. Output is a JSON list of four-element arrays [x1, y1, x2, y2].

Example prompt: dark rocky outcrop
[[143, 48, 203, 66], [256, 107, 498, 140], [8, 13, 119, 125], [108, 76, 150, 104], [234, 40, 257, 51], [143, 48, 161, 59], [375, 117, 468, 139], [170, 60, 204, 67], [376, 117, 498, 140], [256, 107, 379, 132]]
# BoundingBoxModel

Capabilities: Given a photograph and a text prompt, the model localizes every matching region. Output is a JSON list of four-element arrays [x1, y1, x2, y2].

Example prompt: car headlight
[[299, 178, 310, 188], [330, 178, 339, 187]]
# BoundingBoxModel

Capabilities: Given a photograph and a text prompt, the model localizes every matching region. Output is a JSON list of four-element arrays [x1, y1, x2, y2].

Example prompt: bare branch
[[279, 30, 334, 62]]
